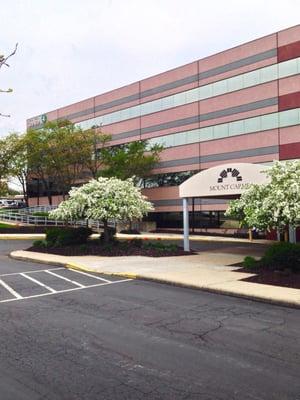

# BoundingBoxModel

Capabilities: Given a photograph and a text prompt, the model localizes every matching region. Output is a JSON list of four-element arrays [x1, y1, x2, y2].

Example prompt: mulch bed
[[27, 242, 194, 257], [237, 266, 300, 289]]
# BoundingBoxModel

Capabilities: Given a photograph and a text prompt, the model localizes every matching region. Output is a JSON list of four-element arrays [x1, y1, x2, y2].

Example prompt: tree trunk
[[47, 192, 52, 206], [21, 182, 29, 207], [103, 219, 110, 243]]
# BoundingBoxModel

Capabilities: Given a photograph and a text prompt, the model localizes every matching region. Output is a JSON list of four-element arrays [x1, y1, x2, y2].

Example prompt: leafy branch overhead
[[0, 43, 18, 118]]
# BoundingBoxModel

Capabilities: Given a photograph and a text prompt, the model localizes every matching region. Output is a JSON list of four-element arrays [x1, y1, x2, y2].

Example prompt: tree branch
[[0, 43, 18, 70]]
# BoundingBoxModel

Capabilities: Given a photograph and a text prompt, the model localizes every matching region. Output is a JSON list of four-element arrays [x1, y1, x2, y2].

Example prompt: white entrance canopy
[[179, 163, 271, 251]]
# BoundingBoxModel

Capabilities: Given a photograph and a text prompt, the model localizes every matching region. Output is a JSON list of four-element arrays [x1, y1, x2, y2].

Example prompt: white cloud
[[0, 0, 299, 136]]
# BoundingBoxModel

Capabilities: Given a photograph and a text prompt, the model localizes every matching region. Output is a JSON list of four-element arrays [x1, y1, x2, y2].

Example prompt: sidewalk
[[11, 245, 300, 309]]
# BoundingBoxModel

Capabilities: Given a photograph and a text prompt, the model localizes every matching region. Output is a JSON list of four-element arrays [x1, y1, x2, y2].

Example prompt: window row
[[77, 57, 300, 131], [141, 170, 197, 188], [148, 108, 300, 148]]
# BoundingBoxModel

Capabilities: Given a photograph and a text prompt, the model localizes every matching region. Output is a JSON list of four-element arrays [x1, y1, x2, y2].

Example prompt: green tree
[[5, 133, 29, 205], [99, 140, 163, 183], [80, 128, 111, 178], [25, 121, 162, 205], [0, 136, 13, 191], [49, 177, 153, 243], [225, 160, 300, 233], [26, 120, 109, 204]]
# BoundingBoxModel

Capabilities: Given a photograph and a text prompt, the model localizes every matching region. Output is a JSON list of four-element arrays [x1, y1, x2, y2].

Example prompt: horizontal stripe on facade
[[156, 145, 278, 169], [279, 91, 300, 111], [278, 40, 300, 62], [110, 97, 278, 141], [141, 48, 277, 97], [152, 198, 230, 207], [279, 142, 300, 160], [46, 48, 277, 124], [33, 55, 300, 133]]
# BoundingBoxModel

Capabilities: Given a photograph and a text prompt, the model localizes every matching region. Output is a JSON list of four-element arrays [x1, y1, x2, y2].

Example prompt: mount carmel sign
[[179, 163, 271, 198]]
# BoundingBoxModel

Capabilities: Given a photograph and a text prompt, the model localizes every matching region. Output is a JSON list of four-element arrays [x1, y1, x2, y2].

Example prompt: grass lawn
[[0, 222, 16, 229]]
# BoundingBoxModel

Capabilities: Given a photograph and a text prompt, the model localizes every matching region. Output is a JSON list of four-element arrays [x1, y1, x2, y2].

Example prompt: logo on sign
[[217, 167, 242, 183], [27, 114, 47, 128]]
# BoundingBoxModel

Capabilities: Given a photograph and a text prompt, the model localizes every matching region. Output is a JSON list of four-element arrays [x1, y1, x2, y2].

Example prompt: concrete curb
[[8, 253, 65, 267], [124, 275, 300, 310], [0, 234, 45, 240], [0, 232, 272, 245], [9, 251, 300, 309]]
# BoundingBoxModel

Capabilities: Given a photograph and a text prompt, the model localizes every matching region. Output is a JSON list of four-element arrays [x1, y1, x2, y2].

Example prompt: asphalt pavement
[[0, 240, 299, 399]]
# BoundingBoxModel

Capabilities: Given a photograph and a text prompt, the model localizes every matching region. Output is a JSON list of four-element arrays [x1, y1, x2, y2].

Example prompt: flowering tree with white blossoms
[[225, 160, 300, 233], [49, 177, 153, 242]]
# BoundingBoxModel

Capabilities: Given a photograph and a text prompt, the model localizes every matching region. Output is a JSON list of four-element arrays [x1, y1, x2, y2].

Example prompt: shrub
[[79, 244, 88, 253], [143, 241, 178, 252], [45, 227, 62, 246], [261, 242, 300, 272], [131, 238, 143, 248], [31, 211, 49, 217], [33, 239, 47, 248], [243, 256, 258, 270], [45, 227, 92, 247]]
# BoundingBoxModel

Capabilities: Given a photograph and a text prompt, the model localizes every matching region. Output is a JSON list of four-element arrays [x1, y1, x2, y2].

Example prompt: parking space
[[0, 267, 131, 303]]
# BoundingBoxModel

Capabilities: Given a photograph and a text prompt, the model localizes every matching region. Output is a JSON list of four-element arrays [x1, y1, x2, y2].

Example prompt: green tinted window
[[279, 58, 298, 78], [173, 132, 186, 146], [261, 113, 278, 130], [260, 64, 277, 82], [186, 129, 200, 144], [199, 126, 213, 141], [279, 108, 300, 127], [213, 123, 228, 139], [213, 80, 228, 96], [185, 88, 199, 103], [227, 75, 243, 92], [244, 116, 261, 133], [243, 69, 260, 87], [199, 84, 213, 100], [228, 119, 244, 136]]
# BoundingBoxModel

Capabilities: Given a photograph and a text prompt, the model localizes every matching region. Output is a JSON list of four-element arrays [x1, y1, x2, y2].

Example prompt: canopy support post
[[289, 226, 296, 243], [183, 197, 190, 252]]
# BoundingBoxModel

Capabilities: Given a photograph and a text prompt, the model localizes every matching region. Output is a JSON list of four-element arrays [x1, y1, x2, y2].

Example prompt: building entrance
[[179, 163, 271, 251]]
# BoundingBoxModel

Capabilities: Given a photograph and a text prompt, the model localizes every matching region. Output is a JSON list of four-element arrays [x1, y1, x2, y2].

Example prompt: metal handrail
[[0, 207, 114, 231]]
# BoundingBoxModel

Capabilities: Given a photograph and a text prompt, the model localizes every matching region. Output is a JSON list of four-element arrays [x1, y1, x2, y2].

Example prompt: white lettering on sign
[[209, 183, 250, 191]]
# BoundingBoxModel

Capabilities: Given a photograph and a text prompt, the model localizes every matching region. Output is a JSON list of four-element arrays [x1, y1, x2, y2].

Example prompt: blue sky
[[0, 0, 300, 136]]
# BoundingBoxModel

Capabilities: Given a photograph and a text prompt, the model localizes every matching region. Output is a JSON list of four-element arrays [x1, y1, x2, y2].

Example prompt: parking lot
[[0, 266, 131, 303], [0, 240, 299, 400]]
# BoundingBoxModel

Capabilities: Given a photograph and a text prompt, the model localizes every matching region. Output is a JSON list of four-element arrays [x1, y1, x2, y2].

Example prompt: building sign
[[27, 114, 47, 129], [210, 167, 248, 192], [179, 163, 271, 198]]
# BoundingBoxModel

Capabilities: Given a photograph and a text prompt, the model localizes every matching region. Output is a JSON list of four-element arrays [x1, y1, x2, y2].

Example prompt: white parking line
[[0, 278, 132, 303], [0, 267, 65, 277], [0, 278, 23, 299], [46, 270, 85, 288], [69, 268, 112, 283], [21, 273, 57, 293]]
